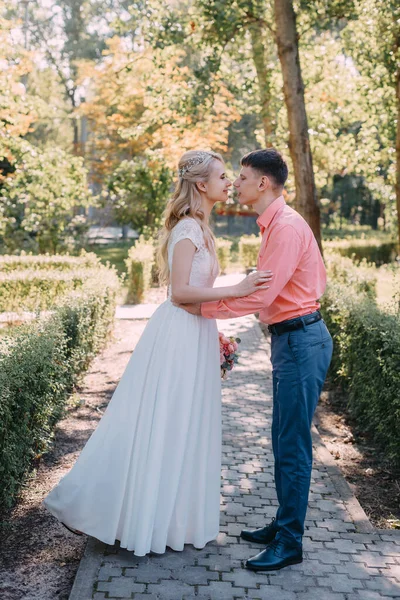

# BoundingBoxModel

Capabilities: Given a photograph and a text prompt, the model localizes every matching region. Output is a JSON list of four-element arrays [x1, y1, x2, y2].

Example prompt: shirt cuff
[[201, 300, 220, 319]]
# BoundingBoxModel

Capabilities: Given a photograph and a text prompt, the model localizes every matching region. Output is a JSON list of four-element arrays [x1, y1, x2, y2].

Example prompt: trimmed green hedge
[[0, 272, 120, 511], [324, 238, 398, 265], [0, 252, 115, 314], [125, 236, 155, 304], [321, 279, 400, 467], [0, 251, 99, 272], [0, 268, 101, 313], [325, 252, 377, 299], [216, 238, 232, 274], [239, 234, 261, 270]]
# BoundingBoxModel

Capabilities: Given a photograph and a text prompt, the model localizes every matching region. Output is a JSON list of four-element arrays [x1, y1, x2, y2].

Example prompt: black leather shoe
[[245, 539, 303, 571], [240, 518, 279, 545]]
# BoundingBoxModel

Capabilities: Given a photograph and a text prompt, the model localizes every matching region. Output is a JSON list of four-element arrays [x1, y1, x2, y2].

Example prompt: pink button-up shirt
[[201, 196, 327, 325]]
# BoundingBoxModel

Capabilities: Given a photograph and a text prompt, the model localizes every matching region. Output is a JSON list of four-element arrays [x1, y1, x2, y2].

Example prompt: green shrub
[[325, 252, 377, 299], [0, 266, 115, 313], [238, 234, 261, 270], [0, 251, 99, 272], [0, 272, 119, 511], [125, 236, 155, 304], [216, 238, 232, 274], [324, 238, 398, 265], [321, 282, 400, 466]]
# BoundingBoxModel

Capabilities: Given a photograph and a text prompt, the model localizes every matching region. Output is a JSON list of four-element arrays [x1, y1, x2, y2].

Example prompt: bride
[[43, 149, 272, 557]]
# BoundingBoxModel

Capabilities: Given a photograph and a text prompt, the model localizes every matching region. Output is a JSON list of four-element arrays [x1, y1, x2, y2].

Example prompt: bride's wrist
[[226, 285, 237, 299]]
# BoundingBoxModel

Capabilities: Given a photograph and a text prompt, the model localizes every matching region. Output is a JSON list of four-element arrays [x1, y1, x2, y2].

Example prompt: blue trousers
[[270, 316, 333, 547]]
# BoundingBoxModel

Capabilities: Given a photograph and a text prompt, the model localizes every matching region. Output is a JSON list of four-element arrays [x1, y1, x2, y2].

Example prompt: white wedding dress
[[44, 218, 222, 556]]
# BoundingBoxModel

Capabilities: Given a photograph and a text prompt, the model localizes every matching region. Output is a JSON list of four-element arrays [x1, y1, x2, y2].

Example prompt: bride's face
[[198, 160, 232, 204]]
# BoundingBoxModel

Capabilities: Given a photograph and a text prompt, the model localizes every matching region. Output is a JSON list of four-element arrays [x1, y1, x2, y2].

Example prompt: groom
[[178, 148, 333, 571]]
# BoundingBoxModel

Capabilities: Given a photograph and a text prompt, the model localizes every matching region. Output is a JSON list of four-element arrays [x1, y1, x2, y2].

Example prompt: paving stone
[[317, 573, 364, 592], [353, 552, 396, 568], [290, 559, 335, 576], [354, 592, 393, 600], [312, 549, 347, 565], [365, 576, 400, 597], [172, 566, 219, 584], [297, 591, 350, 600], [196, 555, 238, 571], [247, 585, 297, 599], [325, 539, 366, 553], [97, 565, 123, 580], [335, 562, 381, 579], [366, 542, 400, 556], [146, 579, 193, 599], [125, 564, 172, 583], [221, 569, 262, 588], [97, 578, 145, 597], [387, 564, 400, 582], [197, 581, 234, 598]]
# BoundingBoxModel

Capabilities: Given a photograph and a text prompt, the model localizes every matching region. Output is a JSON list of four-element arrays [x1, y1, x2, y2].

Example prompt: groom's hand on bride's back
[[173, 301, 202, 315]]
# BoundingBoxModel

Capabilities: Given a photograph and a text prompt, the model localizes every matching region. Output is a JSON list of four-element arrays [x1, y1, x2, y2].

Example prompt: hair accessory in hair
[[178, 151, 210, 178]]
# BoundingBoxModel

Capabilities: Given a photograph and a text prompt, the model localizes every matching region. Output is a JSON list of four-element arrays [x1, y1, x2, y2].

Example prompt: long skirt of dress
[[43, 300, 222, 556]]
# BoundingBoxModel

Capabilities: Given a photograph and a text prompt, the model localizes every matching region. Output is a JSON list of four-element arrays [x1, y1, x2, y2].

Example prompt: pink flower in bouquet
[[218, 331, 241, 380]]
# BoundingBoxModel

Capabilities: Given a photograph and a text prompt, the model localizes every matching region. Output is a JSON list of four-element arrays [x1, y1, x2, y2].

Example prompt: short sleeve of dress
[[170, 218, 204, 252]]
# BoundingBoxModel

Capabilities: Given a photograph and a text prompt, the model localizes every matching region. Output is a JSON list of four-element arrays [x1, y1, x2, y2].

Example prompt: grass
[[84, 242, 134, 275]]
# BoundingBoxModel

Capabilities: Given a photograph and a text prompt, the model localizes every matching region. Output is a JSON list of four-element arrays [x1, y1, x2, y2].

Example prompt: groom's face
[[233, 166, 265, 206]]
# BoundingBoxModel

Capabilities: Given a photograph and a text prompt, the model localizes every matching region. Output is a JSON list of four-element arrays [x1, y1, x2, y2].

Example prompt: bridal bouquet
[[219, 332, 241, 380]]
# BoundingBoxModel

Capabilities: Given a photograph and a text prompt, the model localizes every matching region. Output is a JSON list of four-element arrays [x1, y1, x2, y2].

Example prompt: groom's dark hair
[[241, 148, 288, 187]]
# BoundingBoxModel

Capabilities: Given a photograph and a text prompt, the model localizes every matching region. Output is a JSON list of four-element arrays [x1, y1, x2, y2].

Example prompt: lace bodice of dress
[[167, 218, 219, 300]]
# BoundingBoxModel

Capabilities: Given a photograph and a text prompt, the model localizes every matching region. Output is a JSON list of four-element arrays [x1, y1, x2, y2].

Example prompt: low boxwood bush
[[324, 238, 398, 266], [0, 270, 120, 511], [238, 234, 261, 270], [0, 251, 99, 272], [0, 269, 98, 313], [325, 252, 377, 299], [125, 236, 155, 304], [321, 281, 400, 467], [216, 238, 232, 274], [0, 252, 111, 314]]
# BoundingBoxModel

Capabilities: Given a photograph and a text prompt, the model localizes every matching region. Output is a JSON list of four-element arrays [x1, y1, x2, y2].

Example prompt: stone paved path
[[69, 314, 400, 600]]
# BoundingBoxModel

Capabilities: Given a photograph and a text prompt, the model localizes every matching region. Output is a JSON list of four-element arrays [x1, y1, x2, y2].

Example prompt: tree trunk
[[396, 65, 400, 253], [249, 21, 274, 147], [273, 0, 322, 251]]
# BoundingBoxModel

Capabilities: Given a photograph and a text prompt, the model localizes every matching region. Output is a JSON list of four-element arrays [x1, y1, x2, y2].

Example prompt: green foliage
[[0, 250, 99, 272], [0, 252, 118, 314], [125, 236, 155, 304], [325, 238, 398, 265], [106, 153, 173, 235], [215, 238, 232, 273], [0, 268, 119, 511], [238, 234, 261, 269], [325, 251, 377, 298], [0, 143, 91, 254], [321, 281, 400, 466]]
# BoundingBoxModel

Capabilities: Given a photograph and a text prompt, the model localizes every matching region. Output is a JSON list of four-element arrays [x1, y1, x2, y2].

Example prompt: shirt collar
[[256, 195, 286, 233]]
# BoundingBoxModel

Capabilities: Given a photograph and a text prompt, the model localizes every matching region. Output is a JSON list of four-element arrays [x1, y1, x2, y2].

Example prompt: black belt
[[268, 311, 322, 336]]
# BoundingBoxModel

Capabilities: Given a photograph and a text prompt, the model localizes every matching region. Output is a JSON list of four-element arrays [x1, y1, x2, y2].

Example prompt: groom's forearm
[[202, 225, 303, 320], [201, 295, 265, 320]]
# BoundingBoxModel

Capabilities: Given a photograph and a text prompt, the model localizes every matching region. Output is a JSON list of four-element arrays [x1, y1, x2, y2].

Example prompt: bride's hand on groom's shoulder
[[173, 301, 202, 315], [234, 270, 273, 298]]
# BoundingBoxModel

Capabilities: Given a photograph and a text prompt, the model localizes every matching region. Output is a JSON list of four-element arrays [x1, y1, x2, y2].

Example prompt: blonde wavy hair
[[157, 150, 223, 284]]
